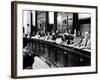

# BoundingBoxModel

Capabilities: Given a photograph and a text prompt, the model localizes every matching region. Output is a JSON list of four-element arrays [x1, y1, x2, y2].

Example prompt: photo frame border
[[11, 1, 98, 79]]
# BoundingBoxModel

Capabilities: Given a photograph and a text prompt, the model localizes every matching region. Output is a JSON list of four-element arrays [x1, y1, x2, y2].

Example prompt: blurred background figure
[[78, 31, 91, 49], [32, 31, 40, 39]]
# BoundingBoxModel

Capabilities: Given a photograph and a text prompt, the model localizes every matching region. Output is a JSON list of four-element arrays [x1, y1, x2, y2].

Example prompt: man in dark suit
[[23, 47, 36, 69]]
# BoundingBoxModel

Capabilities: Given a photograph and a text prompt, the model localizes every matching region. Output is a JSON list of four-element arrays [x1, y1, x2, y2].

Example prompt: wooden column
[[30, 11, 33, 35], [54, 12, 57, 32], [35, 11, 38, 33], [72, 13, 79, 34], [45, 12, 49, 32]]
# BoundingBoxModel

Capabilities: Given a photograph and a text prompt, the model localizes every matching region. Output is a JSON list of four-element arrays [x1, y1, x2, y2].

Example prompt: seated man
[[47, 32, 55, 42], [72, 36, 83, 47], [32, 32, 40, 39], [44, 32, 50, 40], [23, 47, 36, 69], [78, 31, 91, 50], [85, 34, 91, 50], [66, 34, 74, 45], [56, 35, 63, 44], [39, 33, 46, 40]]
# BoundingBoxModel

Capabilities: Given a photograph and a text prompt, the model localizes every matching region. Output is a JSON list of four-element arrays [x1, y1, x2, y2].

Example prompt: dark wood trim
[[11, 1, 17, 78], [96, 6, 98, 73], [11, 1, 97, 9]]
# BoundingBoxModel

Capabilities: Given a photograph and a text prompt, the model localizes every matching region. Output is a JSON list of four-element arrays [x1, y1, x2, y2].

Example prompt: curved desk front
[[24, 38, 91, 68]]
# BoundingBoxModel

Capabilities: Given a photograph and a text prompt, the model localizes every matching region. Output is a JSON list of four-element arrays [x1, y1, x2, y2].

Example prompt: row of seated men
[[24, 29, 91, 51]]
